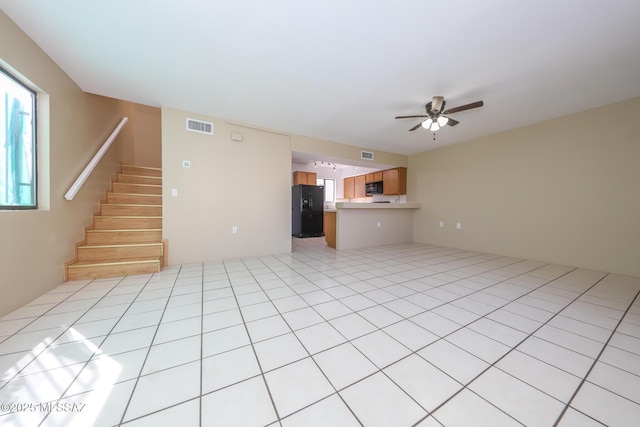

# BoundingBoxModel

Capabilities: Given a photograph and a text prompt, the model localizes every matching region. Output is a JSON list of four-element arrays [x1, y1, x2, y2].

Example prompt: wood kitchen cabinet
[[354, 175, 366, 198], [365, 172, 383, 183], [383, 167, 407, 195], [344, 176, 355, 198], [293, 171, 318, 185], [345, 168, 404, 198], [324, 211, 336, 248]]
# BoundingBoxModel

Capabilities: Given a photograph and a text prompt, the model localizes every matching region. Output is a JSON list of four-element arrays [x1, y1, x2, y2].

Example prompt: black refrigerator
[[292, 184, 324, 237]]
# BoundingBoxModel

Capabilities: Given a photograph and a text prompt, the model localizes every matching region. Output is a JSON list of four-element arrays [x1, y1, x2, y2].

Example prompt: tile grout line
[[116, 266, 184, 426], [199, 263, 204, 427], [0, 278, 131, 403], [223, 260, 283, 426], [27, 275, 157, 426], [237, 242, 639, 426], [552, 288, 640, 427], [0, 277, 113, 377], [250, 248, 557, 423], [414, 269, 610, 426], [3, 241, 637, 426], [241, 257, 367, 426]]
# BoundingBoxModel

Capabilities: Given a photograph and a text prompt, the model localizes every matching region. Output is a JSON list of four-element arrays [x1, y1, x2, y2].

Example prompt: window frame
[[316, 178, 335, 203], [0, 65, 37, 210]]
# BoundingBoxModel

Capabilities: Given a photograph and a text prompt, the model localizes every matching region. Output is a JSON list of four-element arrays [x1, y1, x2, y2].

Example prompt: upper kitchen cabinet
[[344, 176, 355, 198], [383, 167, 407, 195], [365, 172, 383, 183], [293, 171, 318, 185], [354, 175, 366, 198]]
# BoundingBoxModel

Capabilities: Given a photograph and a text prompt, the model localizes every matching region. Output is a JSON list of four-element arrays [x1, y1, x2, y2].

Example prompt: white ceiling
[[2, 0, 640, 155]]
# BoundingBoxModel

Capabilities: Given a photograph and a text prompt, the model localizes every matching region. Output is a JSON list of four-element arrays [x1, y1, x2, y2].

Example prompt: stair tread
[[107, 194, 162, 197], [122, 165, 162, 170], [68, 257, 162, 267], [87, 228, 162, 232], [95, 215, 163, 218], [79, 242, 163, 249], [114, 182, 162, 187], [66, 164, 164, 280], [101, 203, 162, 208]]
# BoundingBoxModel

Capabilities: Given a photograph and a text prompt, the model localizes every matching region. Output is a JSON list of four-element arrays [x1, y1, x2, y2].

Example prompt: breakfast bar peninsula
[[324, 202, 420, 250]]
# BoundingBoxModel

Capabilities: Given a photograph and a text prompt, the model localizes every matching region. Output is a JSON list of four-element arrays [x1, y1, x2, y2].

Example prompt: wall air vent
[[361, 151, 374, 161], [186, 118, 214, 135]]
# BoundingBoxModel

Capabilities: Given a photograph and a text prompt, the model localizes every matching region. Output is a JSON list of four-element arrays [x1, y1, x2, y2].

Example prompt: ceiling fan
[[395, 96, 484, 132]]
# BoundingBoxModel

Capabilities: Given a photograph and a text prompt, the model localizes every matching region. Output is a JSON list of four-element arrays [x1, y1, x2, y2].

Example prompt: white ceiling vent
[[361, 151, 374, 161], [186, 118, 214, 135]]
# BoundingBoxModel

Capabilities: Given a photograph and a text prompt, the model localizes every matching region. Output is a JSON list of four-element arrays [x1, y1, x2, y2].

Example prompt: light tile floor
[[1, 238, 640, 426]]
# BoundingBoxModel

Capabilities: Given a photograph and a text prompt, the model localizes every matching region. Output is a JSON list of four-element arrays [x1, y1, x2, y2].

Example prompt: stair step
[[121, 165, 162, 178], [86, 229, 162, 245], [106, 193, 162, 205], [66, 164, 165, 281], [112, 182, 162, 195], [66, 258, 162, 280], [94, 216, 162, 230], [117, 173, 162, 185], [101, 203, 162, 216], [76, 243, 163, 262]]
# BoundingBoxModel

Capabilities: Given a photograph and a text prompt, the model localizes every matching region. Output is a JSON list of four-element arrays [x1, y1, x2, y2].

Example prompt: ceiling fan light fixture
[[437, 116, 449, 127], [430, 121, 440, 131], [421, 118, 433, 129]]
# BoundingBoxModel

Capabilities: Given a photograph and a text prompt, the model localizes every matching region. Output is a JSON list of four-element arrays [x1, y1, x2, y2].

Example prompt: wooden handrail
[[64, 117, 128, 201]]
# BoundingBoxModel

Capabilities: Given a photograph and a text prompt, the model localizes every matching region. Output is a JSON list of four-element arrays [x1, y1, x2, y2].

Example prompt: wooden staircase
[[65, 165, 165, 280]]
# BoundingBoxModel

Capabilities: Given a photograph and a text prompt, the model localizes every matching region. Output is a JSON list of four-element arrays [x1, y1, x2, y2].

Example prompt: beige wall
[[0, 11, 142, 316], [132, 104, 162, 167], [117, 102, 161, 167], [162, 108, 292, 264], [292, 134, 407, 168], [162, 111, 408, 265], [409, 97, 640, 277], [336, 208, 415, 250]]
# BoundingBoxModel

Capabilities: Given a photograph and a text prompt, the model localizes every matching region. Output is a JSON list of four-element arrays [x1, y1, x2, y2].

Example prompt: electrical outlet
[[456, 223, 462, 229], [377, 221, 381, 228], [171, 188, 178, 197], [439, 221, 444, 228], [232, 226, 238, 234]]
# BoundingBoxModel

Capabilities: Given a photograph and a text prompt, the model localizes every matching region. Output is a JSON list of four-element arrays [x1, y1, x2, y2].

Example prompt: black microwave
[[365, 181, 383, 195]]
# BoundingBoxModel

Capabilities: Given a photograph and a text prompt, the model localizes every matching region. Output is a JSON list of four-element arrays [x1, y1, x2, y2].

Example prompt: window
[[316, 178, 335, 203], [0, 67, 36, 209]]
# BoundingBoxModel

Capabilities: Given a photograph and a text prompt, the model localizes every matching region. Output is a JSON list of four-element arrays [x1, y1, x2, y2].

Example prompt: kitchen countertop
[[335, 202, 420, 209]]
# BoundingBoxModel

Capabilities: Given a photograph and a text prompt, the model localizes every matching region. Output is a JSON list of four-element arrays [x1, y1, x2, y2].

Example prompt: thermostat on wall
[[182, 160, 191, 168]]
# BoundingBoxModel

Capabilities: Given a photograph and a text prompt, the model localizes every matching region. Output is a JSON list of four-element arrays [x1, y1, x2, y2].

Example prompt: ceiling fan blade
[[442, 100, 484, 115], [446, 117, 460, 126], [395, 115, 429, 119], [409, 122, 424, 131]]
